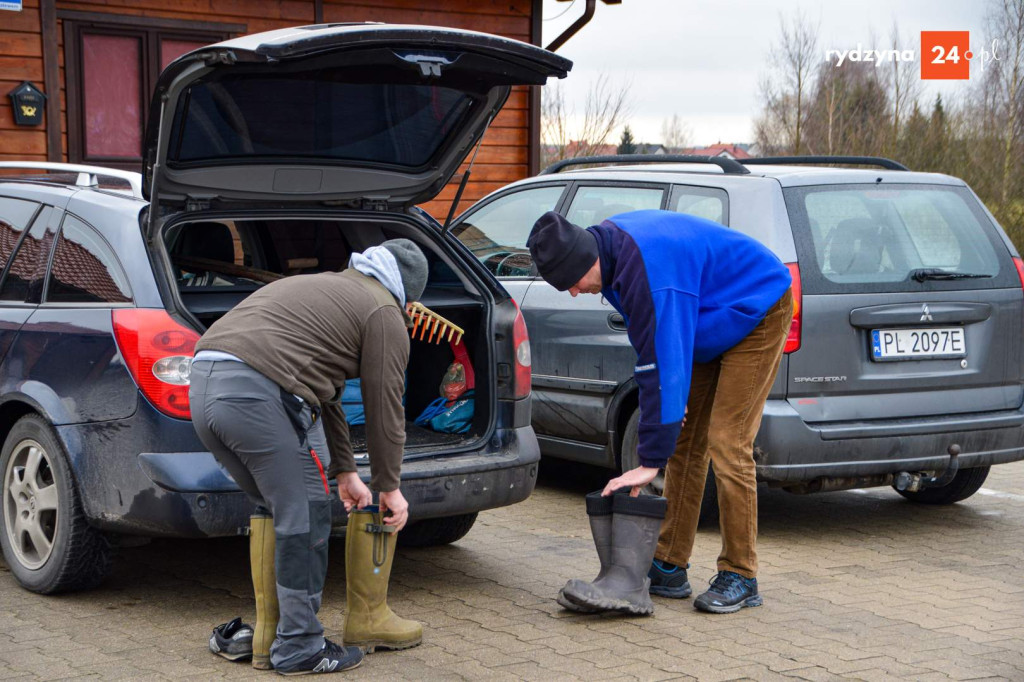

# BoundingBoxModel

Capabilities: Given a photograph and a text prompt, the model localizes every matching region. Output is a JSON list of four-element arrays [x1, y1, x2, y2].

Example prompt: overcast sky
[[540, 0, 989, 147]]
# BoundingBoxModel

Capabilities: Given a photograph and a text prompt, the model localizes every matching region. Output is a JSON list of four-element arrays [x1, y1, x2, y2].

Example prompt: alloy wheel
[[3, 439, 59, 569]]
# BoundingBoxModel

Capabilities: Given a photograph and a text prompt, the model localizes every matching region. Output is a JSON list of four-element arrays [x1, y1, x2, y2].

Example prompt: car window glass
[[169, 71, 473, 168], [0, 210, 55, 303], [451, 185, 564, 276], [895, 194, 965, 268], [169, 221, 267, 287], [0, 197, 40, 273], [47, 215, 132, 304], [801, 186, 1000, 284], [566, 186, 663, 226], [669, 186, 728, 225]]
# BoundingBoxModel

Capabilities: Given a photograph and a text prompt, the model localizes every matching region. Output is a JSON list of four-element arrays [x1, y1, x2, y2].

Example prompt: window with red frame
[[64, 20, 228, 170]]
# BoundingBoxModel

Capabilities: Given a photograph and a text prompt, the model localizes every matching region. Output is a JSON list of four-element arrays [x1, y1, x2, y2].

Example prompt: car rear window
[[784, 184, 1014, 293], [167, 70, 473, 169]]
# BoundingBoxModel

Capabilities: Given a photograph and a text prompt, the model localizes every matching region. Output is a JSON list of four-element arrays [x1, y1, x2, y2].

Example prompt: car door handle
[[608, 313, 627, 331]]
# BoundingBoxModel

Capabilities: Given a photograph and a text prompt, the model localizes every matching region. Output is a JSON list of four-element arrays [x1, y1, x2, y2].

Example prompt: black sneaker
[[694, 571, 762, 613], [209, 617, 253, 661], [648, 559, 692, 598], [276, 638, 363, 676]]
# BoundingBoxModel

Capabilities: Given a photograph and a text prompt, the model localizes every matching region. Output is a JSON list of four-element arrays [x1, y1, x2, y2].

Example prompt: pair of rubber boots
[[249, 507, 423, 670], [557, 491, 668, 616]]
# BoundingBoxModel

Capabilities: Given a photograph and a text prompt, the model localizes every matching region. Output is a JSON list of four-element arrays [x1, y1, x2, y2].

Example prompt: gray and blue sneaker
[[648, 559, 692, 598], [275, 638, 363, 676], [694, 571, 762, 613], [209, 617, 253, 661]]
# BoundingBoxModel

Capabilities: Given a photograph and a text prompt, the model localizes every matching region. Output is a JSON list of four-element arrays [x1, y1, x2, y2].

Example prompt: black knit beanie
[[526, 211, 599, 291]]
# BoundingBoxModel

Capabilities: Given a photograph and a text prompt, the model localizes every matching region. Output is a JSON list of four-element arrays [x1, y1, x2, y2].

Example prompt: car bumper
[[58, 401, 540, 538], [755, 399, 1024, 483]]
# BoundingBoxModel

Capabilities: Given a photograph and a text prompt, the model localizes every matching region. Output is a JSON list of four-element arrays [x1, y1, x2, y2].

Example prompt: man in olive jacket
[[189, 239, 426, 674]]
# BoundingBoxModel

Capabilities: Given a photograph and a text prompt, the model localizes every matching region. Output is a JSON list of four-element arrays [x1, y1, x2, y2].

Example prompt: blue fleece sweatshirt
[[588, 210, 792, 469]]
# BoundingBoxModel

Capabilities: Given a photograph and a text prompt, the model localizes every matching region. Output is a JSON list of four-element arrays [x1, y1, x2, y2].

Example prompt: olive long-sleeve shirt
[[195, 268, 409, 491]]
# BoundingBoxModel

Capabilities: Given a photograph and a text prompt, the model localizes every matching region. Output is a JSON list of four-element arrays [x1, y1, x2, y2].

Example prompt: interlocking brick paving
[[3, 459, 1023, 681]]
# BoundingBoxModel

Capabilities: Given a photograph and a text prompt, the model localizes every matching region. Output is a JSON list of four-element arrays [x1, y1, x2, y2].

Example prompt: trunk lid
[[142, 24, 570, 220], [783, 182, 1024, 423]]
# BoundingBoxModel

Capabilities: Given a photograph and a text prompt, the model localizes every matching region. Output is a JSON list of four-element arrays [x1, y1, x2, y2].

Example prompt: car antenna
[[442, 115, 492, 236]]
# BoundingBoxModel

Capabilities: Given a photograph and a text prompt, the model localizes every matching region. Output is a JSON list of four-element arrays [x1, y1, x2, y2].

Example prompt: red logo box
[[921, 31, 971, 80]]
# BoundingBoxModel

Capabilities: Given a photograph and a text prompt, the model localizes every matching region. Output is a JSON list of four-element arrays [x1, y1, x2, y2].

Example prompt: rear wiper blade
[[910, 269, 992, 282]]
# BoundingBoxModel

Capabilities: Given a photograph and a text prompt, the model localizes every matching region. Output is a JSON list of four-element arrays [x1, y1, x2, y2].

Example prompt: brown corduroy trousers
[[655, 289, 794, 579]]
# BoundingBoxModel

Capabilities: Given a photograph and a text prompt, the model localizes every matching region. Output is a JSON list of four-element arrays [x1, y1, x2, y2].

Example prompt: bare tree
[[754, 11, 820, 155], [886, 22, 922, 156], [660, 113, 691, 151], [816, 63, 846, 155], [988, 0, 1024, 208], [804, 60, 890, 157], [541, 80, 572, 165], [541, 74, 632, 167]]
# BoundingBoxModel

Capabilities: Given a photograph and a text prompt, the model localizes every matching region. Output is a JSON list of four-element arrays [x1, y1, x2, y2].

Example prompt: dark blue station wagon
[[0, 23, 571, 593]]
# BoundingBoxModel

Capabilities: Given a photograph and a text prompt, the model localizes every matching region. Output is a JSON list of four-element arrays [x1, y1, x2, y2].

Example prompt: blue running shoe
[[694, 571, 762, 613], [648, 559, 692, 598]]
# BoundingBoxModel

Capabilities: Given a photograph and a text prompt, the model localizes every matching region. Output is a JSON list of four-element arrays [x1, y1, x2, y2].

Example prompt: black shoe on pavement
[[694, 570, 762, 614], [648, 559, 692, 598], [276, 638, 364, 676], [209, 617, 254, 661]]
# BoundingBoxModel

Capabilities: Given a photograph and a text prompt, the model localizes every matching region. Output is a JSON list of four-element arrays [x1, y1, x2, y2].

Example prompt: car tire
[[620, 409, 719, 527], [894, 465, 990, 505], [397, 512, 478, 548], [0, 415, 111, 593]]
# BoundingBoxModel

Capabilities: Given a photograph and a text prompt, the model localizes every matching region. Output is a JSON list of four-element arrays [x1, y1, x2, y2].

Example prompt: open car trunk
[[164, 215, 491, 459]]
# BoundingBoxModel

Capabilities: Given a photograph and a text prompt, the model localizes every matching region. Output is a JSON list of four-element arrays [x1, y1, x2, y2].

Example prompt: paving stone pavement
[[2, 459, 1024, 681]]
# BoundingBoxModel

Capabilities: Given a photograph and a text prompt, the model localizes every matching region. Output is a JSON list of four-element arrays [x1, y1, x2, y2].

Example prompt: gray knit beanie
[[381, 238, 428, 303]]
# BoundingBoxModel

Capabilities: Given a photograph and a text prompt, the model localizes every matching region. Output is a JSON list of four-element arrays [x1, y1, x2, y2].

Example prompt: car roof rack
[[0, 162, 143, 198], [741, 155, 910, 171], [539, 154, 750, 176]]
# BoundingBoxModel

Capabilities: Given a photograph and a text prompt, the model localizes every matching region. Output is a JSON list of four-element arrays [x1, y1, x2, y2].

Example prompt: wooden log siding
[[0, 0, 47, 162], [0, 0, 538, 220]]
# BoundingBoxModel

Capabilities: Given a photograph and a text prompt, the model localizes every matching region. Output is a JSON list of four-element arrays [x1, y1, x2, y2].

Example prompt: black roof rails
[[539, 154, 750, 176], [741, 155, 910, 171]]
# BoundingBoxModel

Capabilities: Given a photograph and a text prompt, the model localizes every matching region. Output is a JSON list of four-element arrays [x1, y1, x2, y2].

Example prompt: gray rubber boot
[[557, 491, 613, 612], [560, 494, 667, 616]]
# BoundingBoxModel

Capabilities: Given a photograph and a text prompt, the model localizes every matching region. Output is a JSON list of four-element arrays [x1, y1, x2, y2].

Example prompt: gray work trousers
[[189, 359, 332, 669]]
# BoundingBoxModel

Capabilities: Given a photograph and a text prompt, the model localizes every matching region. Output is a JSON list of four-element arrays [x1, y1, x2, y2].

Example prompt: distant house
[[542, 140, 669, 170], [635, 143, 668, 155], [676, 143, 752, 160], [561, 141, 618, 157]]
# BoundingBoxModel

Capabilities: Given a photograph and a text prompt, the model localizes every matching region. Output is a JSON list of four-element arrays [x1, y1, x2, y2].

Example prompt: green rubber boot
[[249, 511, 279, 670], [343, 507, 423, 652]]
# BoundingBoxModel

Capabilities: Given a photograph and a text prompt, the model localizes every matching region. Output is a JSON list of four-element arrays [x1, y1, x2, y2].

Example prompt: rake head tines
[[406, 302, 464, 345]]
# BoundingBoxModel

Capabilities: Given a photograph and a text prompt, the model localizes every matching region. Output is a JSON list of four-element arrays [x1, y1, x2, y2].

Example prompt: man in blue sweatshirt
[[527, 210, 793, 613]]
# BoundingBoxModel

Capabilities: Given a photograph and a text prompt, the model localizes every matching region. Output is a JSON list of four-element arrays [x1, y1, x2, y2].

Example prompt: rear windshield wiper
[[910, 268, 992, 282]]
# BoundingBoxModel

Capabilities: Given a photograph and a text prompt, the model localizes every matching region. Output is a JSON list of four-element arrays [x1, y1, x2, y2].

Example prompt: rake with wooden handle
[[406, 302, 464, 345]]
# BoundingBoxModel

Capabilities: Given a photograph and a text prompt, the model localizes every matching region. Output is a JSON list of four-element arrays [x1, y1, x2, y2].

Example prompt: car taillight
[[784, 262, 802, 354], [512, 300, 531, 399], [112, 309, 200, 419], [1014, 257, 1024, 290]]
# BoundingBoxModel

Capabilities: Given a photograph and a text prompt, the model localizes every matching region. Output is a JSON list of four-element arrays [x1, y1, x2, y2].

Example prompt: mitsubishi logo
[[920, 303, 934, 322]]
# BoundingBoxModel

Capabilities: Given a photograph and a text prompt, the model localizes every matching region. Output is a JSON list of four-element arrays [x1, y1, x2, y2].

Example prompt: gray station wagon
[[450, 155, 1024, 520]]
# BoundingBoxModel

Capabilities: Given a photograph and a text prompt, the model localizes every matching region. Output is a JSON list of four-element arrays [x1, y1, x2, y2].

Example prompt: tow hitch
[[895, 444, 960, 493]]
